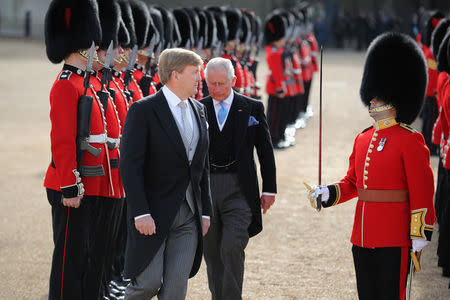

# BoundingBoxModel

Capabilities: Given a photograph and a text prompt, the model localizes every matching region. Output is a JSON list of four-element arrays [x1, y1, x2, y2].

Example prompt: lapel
[[188, 98, 207, 165], [153, 90, 188, 162], [231, 92, 250, 156]]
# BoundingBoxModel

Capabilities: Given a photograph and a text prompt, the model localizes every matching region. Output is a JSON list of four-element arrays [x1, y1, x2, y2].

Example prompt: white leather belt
[[87, 133, 107, 144], [107, 137, 121, 149]]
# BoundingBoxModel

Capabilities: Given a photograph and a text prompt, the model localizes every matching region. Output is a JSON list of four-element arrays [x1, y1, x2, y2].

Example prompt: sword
[[316, 46, 324, 211], [83, 41, 96, 95], [123, 44, 138, 89], [100, 41, 114, 91], [144, 35, 157, 76]]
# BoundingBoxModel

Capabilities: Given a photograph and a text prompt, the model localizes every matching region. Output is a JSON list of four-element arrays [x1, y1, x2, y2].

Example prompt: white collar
[[162, 85, 189, 108], [212, 91, 234, 108]]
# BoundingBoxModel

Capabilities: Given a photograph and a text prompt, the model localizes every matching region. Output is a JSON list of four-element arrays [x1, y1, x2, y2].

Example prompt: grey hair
[[205, 57, 235, 81]]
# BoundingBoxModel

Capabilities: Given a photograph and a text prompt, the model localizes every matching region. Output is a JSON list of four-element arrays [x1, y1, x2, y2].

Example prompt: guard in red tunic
[[307, 32, 436, 300], [44, 0, 123, 299]]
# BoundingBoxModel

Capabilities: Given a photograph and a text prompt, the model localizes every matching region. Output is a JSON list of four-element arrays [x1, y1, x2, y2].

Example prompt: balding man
[[201, 57, 277, 300], [120, 48, 212, 300]]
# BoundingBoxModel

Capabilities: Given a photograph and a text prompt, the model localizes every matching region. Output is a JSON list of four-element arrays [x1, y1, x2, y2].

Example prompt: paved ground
[[0, 37, 449, 299]]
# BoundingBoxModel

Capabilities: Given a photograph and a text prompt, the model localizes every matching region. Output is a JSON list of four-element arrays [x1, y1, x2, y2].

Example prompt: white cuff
[[135, 213, 151, 221], [262, 192, 276, 196], [202, 215, 210, 220]]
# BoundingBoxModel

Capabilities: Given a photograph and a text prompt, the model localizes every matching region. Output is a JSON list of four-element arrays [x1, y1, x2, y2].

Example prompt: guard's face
[[206, 68, 236, 101], [369, 98, 386, 110], [174, 64, 202, 98]]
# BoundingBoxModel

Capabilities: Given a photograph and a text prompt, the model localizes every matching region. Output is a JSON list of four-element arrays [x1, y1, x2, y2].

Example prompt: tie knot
[[178, 101, 188, 109]]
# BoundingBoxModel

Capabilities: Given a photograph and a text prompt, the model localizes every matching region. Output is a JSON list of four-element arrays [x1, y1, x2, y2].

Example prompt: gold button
[[372, 137, 377, 141], [364, 171, 368, 175], [364, 184, 368, 189], [369, 144, 374, 149], [368, 149, 372, 153], [364, 176, 368, 180], [366, 157, 370, 161], [365, 163, 370, 167], [374, 133, 378, 137]]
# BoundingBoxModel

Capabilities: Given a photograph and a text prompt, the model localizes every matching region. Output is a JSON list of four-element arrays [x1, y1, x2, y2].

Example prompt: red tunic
[[44, 65, 110, 198], [325, 119, 435, 248], [111, 70, 130, 132], [126, 71, 144, 102], [421, 45, 438, 98], [440, 82, 450, 168], [91, 75, 124, 198], [307, 32, 319, 73], [222, 53, 245, 92], [299, 40, 313, 82], [265, 45, 285, 96], [432, 72, 450, 145]]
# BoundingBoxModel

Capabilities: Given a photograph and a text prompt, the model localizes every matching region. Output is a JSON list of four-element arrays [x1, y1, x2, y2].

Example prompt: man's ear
[[171, 70, 179, 81]]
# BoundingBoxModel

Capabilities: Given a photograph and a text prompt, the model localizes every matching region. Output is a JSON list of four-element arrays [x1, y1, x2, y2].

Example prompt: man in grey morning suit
[[201, 57, 277, 300], [119, 48, 212, 300]]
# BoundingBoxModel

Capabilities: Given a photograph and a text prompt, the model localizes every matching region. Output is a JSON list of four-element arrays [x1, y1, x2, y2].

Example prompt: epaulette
[[361, 126, 372, 133], [58, 70, 72, 80], [400, 123, 417, 133]]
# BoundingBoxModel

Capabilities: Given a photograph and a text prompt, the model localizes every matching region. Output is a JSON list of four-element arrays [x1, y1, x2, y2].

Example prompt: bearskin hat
[[438, 30, 450, 73], [223, 6, 242, 42], [173, 8, 193, 48], [118, 0, 137, 48], [420, 10, 444, 47], [184, 8, 200, 47], [207, 8, 228, 47], [153, 6, 175, 48], [203, 9, 216, 48], [148, 7, 163, 47], [118, 19, 130, 48], [45, 0, 101, 64], [129, 0, 150, 49], [194, 8, 208, 49], [431, 18, 450, 58], [264, 12, 286, 45], [97, 0, 121, 50], [360, 32, 427, 125]]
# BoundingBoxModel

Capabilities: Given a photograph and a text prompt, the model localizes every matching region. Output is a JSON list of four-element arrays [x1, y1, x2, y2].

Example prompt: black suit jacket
[[120, 89, 212, 279], [201, 92, 276, 237]]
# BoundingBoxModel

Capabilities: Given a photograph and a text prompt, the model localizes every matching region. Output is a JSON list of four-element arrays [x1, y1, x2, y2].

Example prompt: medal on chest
[[377, 137, 387, 151]]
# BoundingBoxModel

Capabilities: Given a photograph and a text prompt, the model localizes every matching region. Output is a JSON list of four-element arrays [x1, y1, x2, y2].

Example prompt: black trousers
[[352, 245, 410, 300], [267, 95, 290, 143], [421, 96, 439, 155], [47, 189, 123, 300]]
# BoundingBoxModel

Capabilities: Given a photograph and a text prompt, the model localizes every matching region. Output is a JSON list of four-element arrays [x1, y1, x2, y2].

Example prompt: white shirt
[[162, 85, 194, 132], [212, 91, 234, 131], [135, 85, 210, 221]]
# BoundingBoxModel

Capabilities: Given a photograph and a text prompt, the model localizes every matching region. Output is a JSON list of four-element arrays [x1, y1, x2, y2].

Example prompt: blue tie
[[217, 101, 227, 125]]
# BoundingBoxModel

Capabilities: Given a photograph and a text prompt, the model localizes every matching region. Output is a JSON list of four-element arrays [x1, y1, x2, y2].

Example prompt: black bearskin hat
[[97, 0, 121, 50], [194, 8, 208, 49], [431, 18, 450, 58], [360, 32, 428, 125], [45, 0, 101, 63], [148, 7, 163, 47], [184, 8, 200, 47], [203, 9, 216, 48], [420, 10, 444, 47], [264, 12, 286, 45], [223, 6, 242, 42], [118, 0, 137, 48], [118, 19, 130, 48], [438, 30, 450, 74], [173, 8, 194, 48], [129, 0, 150, 49], [154, 6, 175, 48], [207, 8, 228, 47]]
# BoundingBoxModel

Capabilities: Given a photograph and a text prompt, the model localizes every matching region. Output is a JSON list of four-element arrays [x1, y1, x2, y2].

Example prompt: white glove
[[306, 185, 329, 209], [412, 239, 429, 252]]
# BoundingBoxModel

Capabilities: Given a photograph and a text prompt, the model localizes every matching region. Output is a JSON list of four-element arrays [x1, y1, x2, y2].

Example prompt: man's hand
[[202, 217, 210, 236], [135, 215, 156, 236], [261, 194, 275, 214], [62, 196, 83, 208]]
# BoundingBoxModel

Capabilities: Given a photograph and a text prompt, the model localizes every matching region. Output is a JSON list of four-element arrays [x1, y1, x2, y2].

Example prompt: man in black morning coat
[[120, 48, 212, 300]]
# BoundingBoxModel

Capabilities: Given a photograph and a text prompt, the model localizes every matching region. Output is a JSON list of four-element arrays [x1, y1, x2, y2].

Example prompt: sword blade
[[126, 45, 138, 71], [86, 41, 95, 74], [317, 46, 323, 211], [104, 40, 115, 69], [407, 253, 414, 300]]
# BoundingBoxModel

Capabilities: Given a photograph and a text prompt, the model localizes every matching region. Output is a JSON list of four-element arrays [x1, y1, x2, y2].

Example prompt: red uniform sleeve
[[265, 48, 285, 94], [49, 79, 83, 197], [402, 132, 435, 241]]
